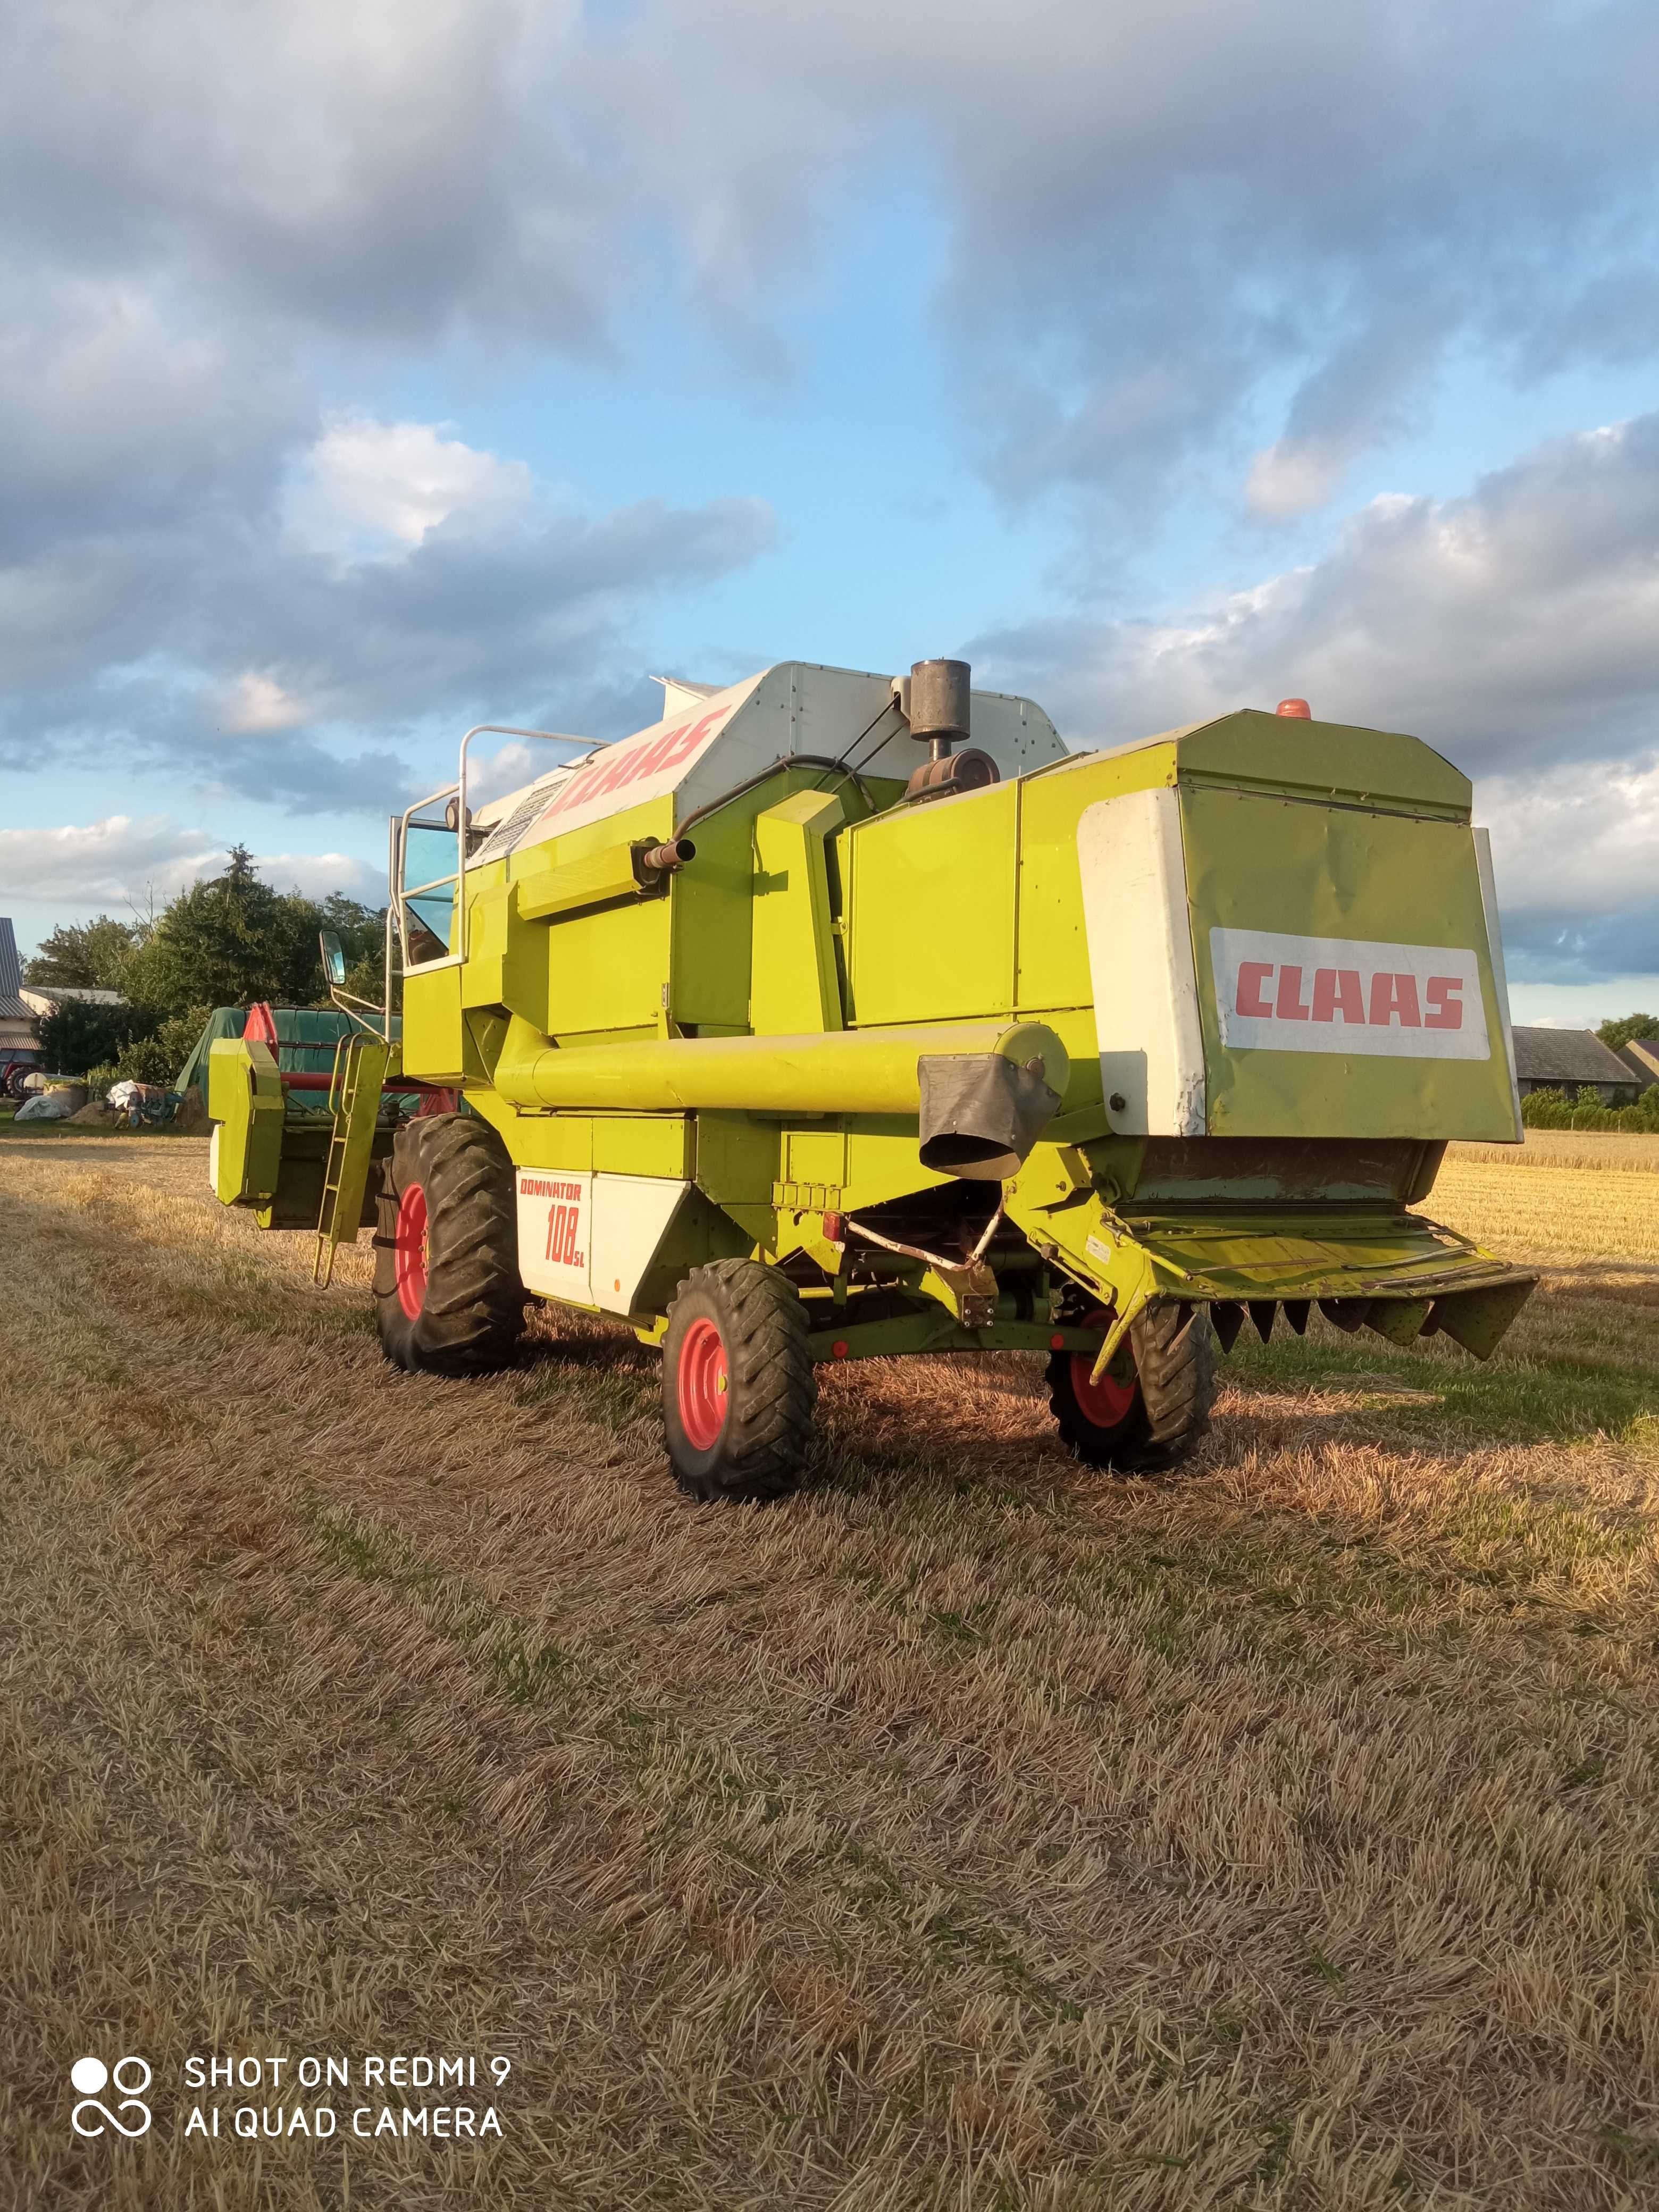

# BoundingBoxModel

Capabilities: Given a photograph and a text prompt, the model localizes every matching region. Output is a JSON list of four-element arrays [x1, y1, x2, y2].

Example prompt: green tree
[[113, 1006, 213, 1087], [119, 847, 331, 1016], [1597, 1011, 1659, 1051], [36, 998, 159, 1076], [23, 915, 138, 988]]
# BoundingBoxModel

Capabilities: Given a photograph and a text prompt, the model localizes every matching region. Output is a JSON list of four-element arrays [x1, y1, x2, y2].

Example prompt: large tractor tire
[[661, 1260, 816, 1502], [375, 1114, 524, 1376], [1046, 1301, 1216, 1474]]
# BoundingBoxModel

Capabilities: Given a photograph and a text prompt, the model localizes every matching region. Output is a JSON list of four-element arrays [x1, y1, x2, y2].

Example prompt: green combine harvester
[[209, 658, 1535, 1498]]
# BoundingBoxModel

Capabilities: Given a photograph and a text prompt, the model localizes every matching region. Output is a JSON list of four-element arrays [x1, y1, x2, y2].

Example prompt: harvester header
[[208, 654, 1534, 1501]]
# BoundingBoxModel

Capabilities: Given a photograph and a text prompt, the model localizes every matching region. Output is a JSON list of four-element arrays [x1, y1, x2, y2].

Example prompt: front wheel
[[662, 1260, 816, 1501], [1046, 1302, 1216, 1473]]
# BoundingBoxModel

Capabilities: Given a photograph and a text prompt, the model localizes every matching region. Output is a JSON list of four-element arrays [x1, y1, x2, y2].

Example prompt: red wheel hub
[[677, 1317, 729, 1450], [395, 1182, 430, 1320], [1070, 1351, 1137, 1429]]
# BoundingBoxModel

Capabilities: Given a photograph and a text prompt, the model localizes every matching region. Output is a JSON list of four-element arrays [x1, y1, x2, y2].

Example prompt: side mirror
[[319, 931, 347, 987]]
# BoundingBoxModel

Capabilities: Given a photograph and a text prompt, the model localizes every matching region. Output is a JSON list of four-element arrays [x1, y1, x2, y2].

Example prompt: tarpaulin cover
[[175, 1007, 358, 1095]]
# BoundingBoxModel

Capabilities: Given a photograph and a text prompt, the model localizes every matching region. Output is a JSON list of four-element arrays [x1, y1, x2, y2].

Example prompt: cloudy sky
[[4, 0, 1657, 1020]]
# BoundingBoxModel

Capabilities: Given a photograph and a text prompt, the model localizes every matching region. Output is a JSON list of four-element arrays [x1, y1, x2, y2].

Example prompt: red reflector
[[1050, 1333, 1066, 1350], [1275, 697, 1311, 718], [832, 1339, 849, 1360], [822, 1211, 844, 1242]]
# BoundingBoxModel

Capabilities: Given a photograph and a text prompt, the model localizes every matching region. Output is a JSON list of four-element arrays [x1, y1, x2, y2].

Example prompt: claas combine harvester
[[208, 657, 1536, 1499]]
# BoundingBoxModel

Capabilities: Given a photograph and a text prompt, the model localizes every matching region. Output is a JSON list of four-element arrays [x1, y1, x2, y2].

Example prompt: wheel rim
[[677, 1317, 729, 1450], [395, 1182, 430, 1320], [1070, 1350, 1137, 1429]]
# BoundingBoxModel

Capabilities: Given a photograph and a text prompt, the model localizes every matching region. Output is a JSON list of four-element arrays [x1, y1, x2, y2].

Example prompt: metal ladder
[[313, 1030, 392, 1285]]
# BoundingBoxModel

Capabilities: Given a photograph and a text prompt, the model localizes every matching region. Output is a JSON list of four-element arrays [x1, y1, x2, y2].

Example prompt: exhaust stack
[[902, 657, 998, 802]]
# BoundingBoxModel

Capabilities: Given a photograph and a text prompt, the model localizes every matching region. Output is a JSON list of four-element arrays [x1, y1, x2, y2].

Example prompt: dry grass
[[1426, 1154, 1659, 1265], [1449, 1131, 1659, 1173], [2, 1135, 1657, 2211]]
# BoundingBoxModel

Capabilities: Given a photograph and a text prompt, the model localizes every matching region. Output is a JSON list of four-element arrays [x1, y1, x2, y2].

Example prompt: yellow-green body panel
[[751, 789, 847, 1034], [1182, 785, 1515, 1138]]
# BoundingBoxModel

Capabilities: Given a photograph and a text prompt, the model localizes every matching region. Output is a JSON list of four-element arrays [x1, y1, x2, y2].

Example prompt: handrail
[[394, 722, 614, 978]]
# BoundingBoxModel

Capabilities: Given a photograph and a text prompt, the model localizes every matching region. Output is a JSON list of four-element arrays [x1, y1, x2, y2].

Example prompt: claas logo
[[1233, 961, 1464, 1030], [1211, 928, 1492, 1063]]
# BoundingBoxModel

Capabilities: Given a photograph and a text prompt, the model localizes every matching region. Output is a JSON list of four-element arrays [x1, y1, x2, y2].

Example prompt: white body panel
[[516, 1170, 692, 1316], [474, 662, 1068, 864], [589, 1175, 693, 1314], [517, 1169, 592, 1303], [1077, 788, 1206, 1137], [1210, 928, 1491, 1061]]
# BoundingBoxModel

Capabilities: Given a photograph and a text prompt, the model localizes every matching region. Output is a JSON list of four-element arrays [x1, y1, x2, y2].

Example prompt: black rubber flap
[[917, 1052, 1062, 1180]]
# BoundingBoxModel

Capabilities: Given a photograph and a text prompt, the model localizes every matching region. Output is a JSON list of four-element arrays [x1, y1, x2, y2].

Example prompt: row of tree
[[26, 848, 386, 1086]]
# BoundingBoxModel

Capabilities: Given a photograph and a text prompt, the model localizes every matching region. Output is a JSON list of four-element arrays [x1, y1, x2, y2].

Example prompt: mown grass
[[1449, 1130, 1659, 1172], [1, 1135, 1656, 2211]]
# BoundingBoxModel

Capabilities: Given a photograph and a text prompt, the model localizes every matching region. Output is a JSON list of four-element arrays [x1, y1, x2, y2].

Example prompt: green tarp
[[174, 1006, 358, 1097]]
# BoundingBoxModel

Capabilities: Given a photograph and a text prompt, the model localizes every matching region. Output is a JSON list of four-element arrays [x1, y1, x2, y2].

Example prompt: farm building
[[1511, 1025, 1647, 1104], [0, 919, 40, 1073], [1616, 1035, 1659, 1089]]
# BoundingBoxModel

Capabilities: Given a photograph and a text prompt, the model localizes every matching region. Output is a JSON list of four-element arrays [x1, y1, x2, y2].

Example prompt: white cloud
[[1480, 760, 1659, 925], [218, 671, 307, 732], [3, 0, 1655, 527], [282, 416, 534, 562], [250, 849, 381, 901], [1246, 438, 1349, 520], [0, 815, 378, 909], [0, 816, 221, 903], [978, 415, 1659, 774]]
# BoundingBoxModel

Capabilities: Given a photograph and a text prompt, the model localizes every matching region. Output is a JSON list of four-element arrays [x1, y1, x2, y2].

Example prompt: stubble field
[[1, 1130, 1656, 2210]]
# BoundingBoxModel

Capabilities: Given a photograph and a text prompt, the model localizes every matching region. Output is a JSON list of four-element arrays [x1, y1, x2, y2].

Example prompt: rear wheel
[[1046, 1301, 1216, 1473], [375, 1113, 524, 1375], [662, 1260, 816, 1501]]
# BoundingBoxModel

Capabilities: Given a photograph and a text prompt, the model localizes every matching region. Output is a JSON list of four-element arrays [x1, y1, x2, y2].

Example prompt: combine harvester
[[208, 659, 1534, 1498]]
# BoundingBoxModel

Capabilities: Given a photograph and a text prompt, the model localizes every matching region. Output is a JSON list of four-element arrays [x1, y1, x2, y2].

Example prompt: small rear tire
[[1047, 1301, 1216, 1473], [375, 1113, 524, 1375], [662, 1260, 816, 1501]]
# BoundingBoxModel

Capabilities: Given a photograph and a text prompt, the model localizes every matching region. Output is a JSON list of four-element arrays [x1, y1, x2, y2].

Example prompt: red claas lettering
[[1236, 961, 1274, 1017], [1425, 976, 1464, 1029], [1368, 973, 1422, 1027], [544, 706, 728, 823], [1311, 967, 1365, 1023], [1274, 965, 1311, 1021]]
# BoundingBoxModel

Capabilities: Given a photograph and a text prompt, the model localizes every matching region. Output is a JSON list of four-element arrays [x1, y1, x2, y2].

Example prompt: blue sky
[[3, 0, 1657, 1025]]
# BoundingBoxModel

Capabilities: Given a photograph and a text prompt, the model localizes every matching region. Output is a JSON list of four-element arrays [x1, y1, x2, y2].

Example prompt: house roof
[[1511, 1026, 1643, 1086], [1615, 1037, 1659, 1085], [19, 985, 127, 1012], [0, 917, 21, 999]]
